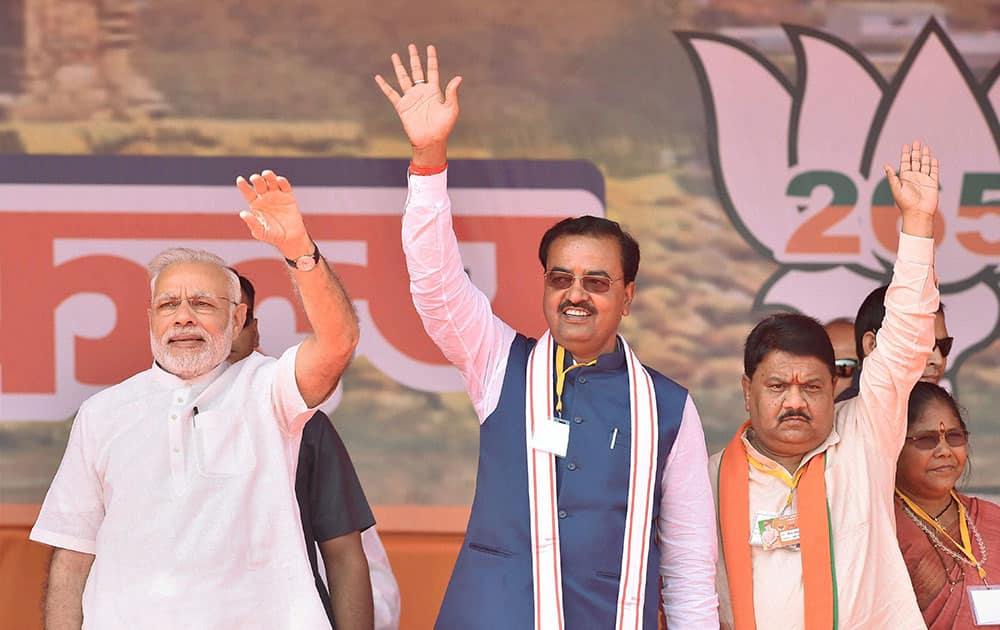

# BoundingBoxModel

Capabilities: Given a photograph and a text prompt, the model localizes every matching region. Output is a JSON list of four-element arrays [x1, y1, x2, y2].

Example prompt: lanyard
[[896, 488, 988, 581], [746, 451, 811, 512], [553, 345, 597, 417]]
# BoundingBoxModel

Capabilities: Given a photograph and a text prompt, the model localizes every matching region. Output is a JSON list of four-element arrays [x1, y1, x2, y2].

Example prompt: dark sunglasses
[[904, 428, 969, 450], [544, 270, 620, 294], [834, 358, 858, 379], [934, 336, 954, 358], [871, 328, 954, 359]]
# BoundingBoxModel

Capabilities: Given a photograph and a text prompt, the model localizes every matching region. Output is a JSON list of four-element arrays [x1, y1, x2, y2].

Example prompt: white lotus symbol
[[678, 19, 1000, 380]]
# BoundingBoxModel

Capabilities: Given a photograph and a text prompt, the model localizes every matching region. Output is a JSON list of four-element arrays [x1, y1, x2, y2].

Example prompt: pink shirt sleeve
[[402, 170, 516, 423], [658, 394, 720, 628], [846, 233, 938, 462]]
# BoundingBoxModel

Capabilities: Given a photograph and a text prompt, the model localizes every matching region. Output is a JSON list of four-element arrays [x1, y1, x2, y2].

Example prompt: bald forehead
[[153, 261, 232, 297], [825, 321, 854, 345], [825, 321, 852, 336]]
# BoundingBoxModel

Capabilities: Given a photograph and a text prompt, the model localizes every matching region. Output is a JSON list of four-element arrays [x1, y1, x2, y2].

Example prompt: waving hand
[[884, 140, 939, 239], [375, 44, 462, 168], [235, 170, 312, 259]]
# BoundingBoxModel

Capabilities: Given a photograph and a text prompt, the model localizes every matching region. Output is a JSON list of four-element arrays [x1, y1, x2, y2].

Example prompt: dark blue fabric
[[436, 335, 687, 630]]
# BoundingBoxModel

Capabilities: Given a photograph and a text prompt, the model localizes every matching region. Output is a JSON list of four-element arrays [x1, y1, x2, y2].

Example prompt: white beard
[[150, 323, 233, 379]]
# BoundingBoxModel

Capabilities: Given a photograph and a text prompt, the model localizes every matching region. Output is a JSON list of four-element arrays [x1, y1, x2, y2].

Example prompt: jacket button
[[573, 416, 583, 424], [558, 510, 568, 519], [577, 376, 587, 384], [567, 462, 577, 471]]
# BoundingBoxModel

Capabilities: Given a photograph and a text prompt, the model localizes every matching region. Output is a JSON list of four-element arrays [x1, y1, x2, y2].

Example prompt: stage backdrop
[[1, 1, 997, 510]]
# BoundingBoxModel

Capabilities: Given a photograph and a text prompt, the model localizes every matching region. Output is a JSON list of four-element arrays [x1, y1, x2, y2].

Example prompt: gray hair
[[148, 248, 240, 302]]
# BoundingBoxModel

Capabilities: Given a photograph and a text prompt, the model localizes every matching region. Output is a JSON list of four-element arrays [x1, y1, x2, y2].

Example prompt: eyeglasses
[[904, 428, 969, 450], [544, 270, 621, 294], [153, 295, 237, 316], [869, 328, 953, 359], [934, 336, 954, 358], [834, 358, 858, 379]]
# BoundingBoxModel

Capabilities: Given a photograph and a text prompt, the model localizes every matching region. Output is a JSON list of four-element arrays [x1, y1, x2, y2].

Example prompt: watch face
[[295, 255, 317, 272]]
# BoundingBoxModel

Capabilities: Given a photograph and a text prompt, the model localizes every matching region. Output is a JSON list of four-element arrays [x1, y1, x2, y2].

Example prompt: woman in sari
[[895, 381, 1000, 629]]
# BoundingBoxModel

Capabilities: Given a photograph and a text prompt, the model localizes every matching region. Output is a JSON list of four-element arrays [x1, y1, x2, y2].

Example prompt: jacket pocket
[[468, 542, 514, 558]]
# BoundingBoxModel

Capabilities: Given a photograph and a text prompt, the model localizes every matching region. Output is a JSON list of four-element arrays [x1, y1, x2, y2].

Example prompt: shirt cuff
[[406, 170, 449, 208], [29, 527, 97, 555], [897, 231, 934, 264]]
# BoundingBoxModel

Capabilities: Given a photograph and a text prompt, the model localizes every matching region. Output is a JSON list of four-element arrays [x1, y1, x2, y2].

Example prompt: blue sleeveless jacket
[[436, 334, 687, 629]]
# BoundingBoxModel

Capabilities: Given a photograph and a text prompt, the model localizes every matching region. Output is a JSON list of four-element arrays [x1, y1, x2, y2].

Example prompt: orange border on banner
[[0, 503, 469, 533]]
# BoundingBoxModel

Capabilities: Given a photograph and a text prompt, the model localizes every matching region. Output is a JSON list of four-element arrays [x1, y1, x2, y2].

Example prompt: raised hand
[[374, 44, 462, 167], [883, 141, 939, 238], [235, 170, 312, 259]]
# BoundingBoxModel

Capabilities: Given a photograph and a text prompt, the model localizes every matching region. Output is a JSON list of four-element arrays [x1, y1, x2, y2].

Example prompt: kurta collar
[[151, 358, 229, 390], [561, 336, 626, 371], [740, 424, 841, 475]]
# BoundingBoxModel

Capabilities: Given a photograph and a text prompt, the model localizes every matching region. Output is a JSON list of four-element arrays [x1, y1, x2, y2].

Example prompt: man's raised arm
[[853, 140, 940, 451], [235, 171, 359, 408], [376, 45, 515, 419]]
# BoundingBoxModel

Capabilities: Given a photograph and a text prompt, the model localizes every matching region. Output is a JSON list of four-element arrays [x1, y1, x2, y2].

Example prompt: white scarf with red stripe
[[525, 331, 660, 630]]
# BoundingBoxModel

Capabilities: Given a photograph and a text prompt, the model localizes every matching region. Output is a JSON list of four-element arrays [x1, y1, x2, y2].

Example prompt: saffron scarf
[[525, 331, 659, 630], [719, 422, 837, 629]]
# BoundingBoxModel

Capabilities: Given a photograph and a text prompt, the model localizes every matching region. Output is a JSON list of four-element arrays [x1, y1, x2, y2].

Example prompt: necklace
[[901, 500, 989, 577], [930, 543, 965, 592], [933, 497, 953, 521]]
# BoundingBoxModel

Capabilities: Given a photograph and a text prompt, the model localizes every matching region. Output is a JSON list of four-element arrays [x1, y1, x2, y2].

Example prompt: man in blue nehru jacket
[[375, 45, 719, 629]]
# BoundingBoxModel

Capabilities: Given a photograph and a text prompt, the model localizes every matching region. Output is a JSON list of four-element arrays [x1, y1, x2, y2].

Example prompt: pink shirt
[[31, 347, 331, 629], [709, 232, 937, 630], [403, 170, 720, 628]]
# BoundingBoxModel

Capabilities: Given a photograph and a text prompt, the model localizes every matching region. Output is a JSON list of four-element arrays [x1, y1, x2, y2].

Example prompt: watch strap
[[284, 242, 320, 269]]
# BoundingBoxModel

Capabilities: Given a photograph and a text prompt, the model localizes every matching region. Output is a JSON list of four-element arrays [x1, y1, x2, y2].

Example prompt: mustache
[[558, 300, 596, 315], [163, 325, 208, 343], [779, 409, 812, 422]]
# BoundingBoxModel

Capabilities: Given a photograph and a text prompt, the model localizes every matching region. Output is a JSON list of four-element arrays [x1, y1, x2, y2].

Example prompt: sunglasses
[[835, 358, 858, 379], [544, 270, 621, 294], [870, 327, 954, 359], [934, 336, 954, 358], [904, 428, 969, 450]]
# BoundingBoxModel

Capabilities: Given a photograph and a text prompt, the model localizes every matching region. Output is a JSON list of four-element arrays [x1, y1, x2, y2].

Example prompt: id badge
[[750, 512, 779, 546], [758, 514, 801, 551], [531, 416, 570, 458], [968, 585, 1000, 625]]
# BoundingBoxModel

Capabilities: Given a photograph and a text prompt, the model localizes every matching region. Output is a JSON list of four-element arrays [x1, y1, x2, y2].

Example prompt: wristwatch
[[284, 242, 321, 272]]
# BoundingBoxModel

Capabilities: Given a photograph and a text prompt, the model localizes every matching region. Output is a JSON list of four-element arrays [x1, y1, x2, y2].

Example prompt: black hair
[[744, 313, 835, 379], [854, 285, 888, 362], [855, 286, 947, 362], [907, 381, 968, 433], [230, 269, 255, 326], [537, 215, 640, 284]]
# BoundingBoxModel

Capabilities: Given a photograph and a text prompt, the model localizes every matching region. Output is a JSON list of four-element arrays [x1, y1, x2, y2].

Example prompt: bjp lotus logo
[[678, 19, 1000, 384]]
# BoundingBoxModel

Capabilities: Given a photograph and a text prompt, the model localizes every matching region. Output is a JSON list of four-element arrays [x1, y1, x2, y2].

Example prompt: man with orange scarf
[[710, 140, 940, 630]]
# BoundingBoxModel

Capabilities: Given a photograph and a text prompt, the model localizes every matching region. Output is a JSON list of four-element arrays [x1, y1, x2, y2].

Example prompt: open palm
[[885, 141, 939, 218], [235, 170, 308, 253], [375, 44, 462, 151]]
